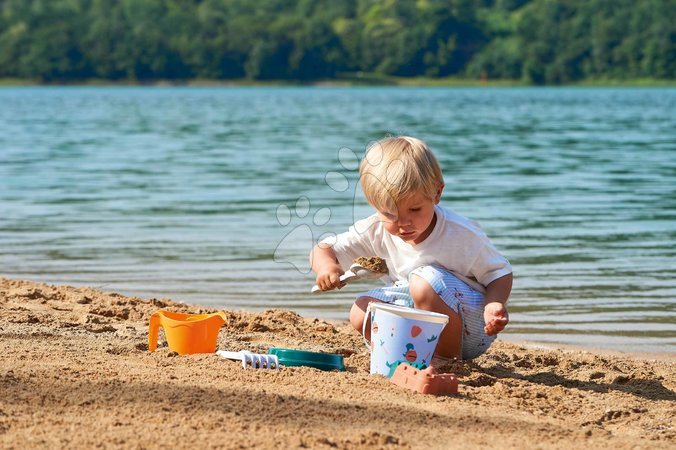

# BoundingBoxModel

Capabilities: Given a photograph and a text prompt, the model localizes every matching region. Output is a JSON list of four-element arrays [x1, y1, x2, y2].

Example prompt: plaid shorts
[[357, 265, 496, 360]]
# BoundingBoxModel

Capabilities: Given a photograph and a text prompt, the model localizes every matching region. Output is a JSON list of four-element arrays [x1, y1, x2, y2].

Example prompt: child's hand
[[484, 302, 509, 336], [315, 264, 345, 291]]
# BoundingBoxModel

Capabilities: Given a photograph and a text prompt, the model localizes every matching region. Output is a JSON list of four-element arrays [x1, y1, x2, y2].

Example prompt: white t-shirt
[[323, 205, 512, 293]]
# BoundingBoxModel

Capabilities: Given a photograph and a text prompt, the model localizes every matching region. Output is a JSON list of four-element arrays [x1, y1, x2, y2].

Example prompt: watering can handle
[[148, 312, 161, 352], [362, 303, 372, 352]]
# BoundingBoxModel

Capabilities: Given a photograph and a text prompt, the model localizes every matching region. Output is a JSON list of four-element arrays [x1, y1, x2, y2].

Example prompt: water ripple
[[1, 86, 674, 353]]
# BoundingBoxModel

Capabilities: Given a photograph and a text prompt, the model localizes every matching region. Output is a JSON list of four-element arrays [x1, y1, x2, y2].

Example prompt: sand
[[0, 278, 674, 449], [353, 257, 389, 274]]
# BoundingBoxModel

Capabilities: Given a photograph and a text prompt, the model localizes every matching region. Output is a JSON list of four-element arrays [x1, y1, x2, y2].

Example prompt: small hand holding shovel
[[311, 262, 383, 294]]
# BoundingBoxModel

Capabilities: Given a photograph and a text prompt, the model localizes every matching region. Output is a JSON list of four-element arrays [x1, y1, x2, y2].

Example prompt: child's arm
[[310, 244, 346, 291], [483, 272, 513, 336]]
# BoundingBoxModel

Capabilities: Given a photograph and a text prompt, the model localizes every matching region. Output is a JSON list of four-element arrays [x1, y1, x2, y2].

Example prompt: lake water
[[1, 86, 674, 354]]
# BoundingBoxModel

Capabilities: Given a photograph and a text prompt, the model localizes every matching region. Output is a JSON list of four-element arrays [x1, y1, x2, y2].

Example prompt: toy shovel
[[311, 262, 383, 294]]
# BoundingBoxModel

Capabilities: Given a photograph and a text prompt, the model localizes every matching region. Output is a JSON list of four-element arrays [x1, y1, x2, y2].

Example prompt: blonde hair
[[359, 136, 443, 213]]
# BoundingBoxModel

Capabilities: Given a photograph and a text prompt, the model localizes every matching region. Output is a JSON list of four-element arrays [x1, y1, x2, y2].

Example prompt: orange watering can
[[148, 310, 228, 355]]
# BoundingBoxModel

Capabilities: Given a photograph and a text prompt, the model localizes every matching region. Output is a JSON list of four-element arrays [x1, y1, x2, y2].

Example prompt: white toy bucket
[[363, 302, 449, 376]]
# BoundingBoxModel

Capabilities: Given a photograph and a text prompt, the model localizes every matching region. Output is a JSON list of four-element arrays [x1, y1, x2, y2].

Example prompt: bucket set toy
[[214, 348, 346, 371], [363, 302, 448, 375], [147, 293, 457, 393], [363, 302, 458, 395], [147, 310, 345, 371], [216, 350, 280, 369], [149, 310, 227, 355]]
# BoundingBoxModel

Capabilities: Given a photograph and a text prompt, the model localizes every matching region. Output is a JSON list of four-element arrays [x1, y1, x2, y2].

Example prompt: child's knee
[[408, 274, 441, 309]]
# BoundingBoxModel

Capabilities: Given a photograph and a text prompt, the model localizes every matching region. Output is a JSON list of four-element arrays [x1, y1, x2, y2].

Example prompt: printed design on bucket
[[367, 303, 448, 376], [403, 343, 417, 362]]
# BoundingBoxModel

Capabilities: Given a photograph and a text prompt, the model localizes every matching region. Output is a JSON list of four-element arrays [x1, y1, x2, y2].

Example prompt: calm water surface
[[1, 86, 674, 353]]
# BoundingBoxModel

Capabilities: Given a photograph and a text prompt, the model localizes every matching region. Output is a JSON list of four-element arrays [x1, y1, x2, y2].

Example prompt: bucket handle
[[362, 303, 373, 353]]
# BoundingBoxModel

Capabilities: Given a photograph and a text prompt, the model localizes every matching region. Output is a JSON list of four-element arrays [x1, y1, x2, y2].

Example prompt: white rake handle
[[217, 350, 279, 369]]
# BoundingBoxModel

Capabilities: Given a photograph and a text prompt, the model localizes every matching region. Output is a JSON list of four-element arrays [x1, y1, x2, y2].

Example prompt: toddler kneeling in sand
[[311, 136, 512, 362]]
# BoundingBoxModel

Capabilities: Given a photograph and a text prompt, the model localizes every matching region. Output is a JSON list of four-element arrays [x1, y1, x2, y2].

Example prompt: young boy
[[311, 136, 512, 361]]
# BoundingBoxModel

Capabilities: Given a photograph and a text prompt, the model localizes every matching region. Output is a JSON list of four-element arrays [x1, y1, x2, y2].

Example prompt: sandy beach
[[1, 277, 674, 449]]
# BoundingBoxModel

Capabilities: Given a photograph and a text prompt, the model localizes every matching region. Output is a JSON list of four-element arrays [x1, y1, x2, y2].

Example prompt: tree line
[[0, 0, 673, 84]]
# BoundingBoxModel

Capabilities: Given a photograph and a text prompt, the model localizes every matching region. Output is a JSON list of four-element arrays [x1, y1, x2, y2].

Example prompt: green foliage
[[0, 0, 673, 83]]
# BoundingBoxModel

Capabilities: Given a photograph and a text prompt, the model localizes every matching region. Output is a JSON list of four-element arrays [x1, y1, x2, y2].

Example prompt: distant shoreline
[[1, 76, 675, 88]]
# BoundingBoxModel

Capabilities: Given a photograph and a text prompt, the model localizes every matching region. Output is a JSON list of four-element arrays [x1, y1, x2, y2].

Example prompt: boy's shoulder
[[436, 205, 486, 236]]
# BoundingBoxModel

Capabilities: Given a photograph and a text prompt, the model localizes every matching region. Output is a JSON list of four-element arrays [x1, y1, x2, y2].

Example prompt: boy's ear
[[434, 184, 445, 203]]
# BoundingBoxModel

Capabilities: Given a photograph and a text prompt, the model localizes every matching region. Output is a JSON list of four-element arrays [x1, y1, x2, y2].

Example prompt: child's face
[[376, 185, 443, 245]]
